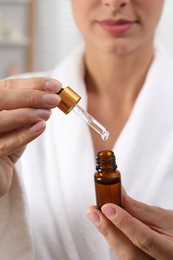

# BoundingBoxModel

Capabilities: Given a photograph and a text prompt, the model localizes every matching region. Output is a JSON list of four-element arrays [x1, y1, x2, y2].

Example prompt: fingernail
[[36, 109, 51, 120], [87, 211, 100, 226], [43, 93, 61, 106], [31, 120, 46, 132], [45, 80, 62, 92], [102, 205, 117, 219]]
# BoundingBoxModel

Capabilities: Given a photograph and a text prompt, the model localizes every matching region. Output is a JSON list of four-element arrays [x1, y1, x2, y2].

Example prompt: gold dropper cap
[[57, 87, 81, 114]]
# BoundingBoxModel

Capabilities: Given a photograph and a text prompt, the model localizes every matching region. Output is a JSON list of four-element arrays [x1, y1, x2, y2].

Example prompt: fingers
[[87, 206, 153, 260], [0, 77, 62, 92], [0, 89, 60, 110], [101, 204, 173, 260], [0, 108, 51, 154], [123, 192, 173, 230], [0, 108, 51, 132], [0, 77, 61, 110], [0, 120, 46, 159], [0, 77, 62, 159]]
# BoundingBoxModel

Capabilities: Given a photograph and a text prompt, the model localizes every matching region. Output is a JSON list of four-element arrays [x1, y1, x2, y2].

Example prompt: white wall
[[156, 0, 173, 57], [34, 0, 173, 71], [34, 0, 81, 71]]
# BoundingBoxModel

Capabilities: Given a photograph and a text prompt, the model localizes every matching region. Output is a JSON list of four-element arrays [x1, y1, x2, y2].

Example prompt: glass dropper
[[73, 104, 109, 141], [57, 87, 109, 141]]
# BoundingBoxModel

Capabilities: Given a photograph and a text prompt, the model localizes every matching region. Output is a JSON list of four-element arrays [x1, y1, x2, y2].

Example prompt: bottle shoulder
[[94, 169, 121, 178]]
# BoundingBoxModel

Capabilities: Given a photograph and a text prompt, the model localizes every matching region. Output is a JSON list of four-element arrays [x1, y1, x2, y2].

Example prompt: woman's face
[[71, 0, 164, 55]]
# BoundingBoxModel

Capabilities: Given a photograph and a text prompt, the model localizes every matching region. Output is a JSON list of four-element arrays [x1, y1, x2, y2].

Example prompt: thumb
[[9, 146, 26, 163]]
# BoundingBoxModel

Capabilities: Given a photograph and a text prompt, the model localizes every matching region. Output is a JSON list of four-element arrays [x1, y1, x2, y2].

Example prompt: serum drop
[[94, 150, 122, 210]]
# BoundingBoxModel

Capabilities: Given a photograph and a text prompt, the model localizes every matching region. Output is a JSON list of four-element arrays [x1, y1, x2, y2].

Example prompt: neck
[[84, 41, 154, 104]]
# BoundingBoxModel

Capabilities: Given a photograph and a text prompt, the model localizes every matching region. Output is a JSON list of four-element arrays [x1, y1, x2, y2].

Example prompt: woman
[[0, 0, 173, 259]]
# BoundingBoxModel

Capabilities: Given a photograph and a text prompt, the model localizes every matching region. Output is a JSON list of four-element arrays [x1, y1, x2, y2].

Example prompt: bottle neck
[[96, 150, 117, 171]]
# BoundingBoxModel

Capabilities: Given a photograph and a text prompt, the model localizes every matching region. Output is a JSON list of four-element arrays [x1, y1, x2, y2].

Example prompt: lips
[[97, 19, 135, 34]]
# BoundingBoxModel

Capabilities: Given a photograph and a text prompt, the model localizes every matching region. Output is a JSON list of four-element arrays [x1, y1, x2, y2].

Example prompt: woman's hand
[[0, 77, 61, 197], [87, 191, 173, 259]]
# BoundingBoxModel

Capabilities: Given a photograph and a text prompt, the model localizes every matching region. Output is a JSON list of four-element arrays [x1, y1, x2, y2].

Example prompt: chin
[[96, 41, 132, 56], [96, 36, 148, 57]]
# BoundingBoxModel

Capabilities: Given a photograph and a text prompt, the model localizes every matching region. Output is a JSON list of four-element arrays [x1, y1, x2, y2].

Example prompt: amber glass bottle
[[94, 150, 122, 210]]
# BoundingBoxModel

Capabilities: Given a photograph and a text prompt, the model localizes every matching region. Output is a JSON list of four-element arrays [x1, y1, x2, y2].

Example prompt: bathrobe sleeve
[[0, 169, 33, 260]]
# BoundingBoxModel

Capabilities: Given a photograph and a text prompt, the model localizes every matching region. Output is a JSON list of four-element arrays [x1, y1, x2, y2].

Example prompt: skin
[[87, 192, 173, 259], [0, 78, 61, 197], [71, 0, 165, 153], [71, 0, 164, 55]]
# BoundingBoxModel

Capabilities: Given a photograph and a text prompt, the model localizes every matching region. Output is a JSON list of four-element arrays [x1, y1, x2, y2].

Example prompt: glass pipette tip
[[73, 104, 109, 141]]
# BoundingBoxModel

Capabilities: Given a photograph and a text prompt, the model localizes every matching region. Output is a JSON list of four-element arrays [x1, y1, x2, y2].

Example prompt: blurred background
[[0, 0, 172, 79]]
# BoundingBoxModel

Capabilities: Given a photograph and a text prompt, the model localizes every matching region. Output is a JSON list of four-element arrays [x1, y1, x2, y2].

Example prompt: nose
[[103, 0, 130, 10]]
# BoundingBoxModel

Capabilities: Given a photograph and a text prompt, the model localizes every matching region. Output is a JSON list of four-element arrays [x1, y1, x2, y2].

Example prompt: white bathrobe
[[0, 44, 173, 260]]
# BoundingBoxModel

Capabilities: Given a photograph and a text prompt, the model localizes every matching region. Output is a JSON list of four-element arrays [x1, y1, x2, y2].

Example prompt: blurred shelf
[[0, 37, 30, 47], [0, 0, 30, 5], [0, 0, 35, 76]]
